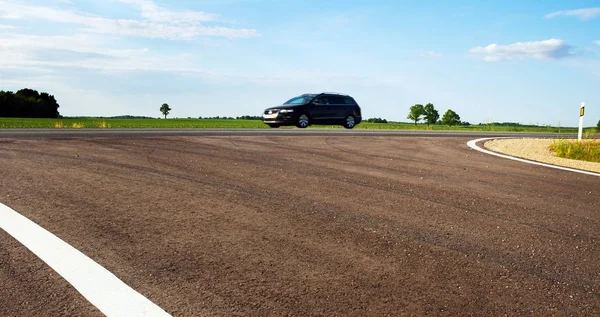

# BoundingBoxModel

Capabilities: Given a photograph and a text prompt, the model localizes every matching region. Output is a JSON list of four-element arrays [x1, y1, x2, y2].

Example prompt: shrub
[[549, 139, 600, 163]]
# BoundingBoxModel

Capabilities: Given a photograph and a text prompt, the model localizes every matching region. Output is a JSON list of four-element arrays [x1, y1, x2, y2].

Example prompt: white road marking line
[[0, 203, 171, 317], [467, 137, 600, 178]]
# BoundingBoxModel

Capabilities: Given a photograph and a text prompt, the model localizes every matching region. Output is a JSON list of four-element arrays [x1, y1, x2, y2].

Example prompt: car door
[[309, 95, 331, 123], [327, 95, 347, 123]]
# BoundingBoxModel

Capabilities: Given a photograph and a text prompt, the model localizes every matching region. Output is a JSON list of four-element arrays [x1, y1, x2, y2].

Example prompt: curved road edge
[[467, 137, 600, 178]]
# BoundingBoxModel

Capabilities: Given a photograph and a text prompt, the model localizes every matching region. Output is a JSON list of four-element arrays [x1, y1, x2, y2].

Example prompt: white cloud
[[0, 0, 405, 102], [0, 31, 405, 88], [113, 0, 218, 24], [0, 0, 258, 40], [0, 31, 200, 77], [595, 40, 600, 46], [0, 24, 15, 29], [469, 39, 573, 62], [0, 33, 104, 51], [0, 33, 184, 74], [545, 8, 600, 20], [421, 50, 442, 58]]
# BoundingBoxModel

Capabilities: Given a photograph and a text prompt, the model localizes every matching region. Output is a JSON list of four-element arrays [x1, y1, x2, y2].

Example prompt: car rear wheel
[[343, 115, 356, 129], [296, 114, 310, 128]]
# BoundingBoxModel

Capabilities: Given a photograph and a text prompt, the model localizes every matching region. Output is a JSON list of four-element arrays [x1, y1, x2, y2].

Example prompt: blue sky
[[0, 0, 599, 126]]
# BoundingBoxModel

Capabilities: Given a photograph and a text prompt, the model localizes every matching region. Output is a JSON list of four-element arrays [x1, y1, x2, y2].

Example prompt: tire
[[268, 124, 280, 128], [296, 114, 310, 128], [343, 115, 356, 129]]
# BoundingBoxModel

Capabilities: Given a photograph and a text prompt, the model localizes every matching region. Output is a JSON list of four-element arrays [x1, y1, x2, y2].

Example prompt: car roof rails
[[320, 92, 349, 96]]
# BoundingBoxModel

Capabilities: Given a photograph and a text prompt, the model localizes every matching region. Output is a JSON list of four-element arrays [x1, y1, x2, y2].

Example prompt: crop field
[[0, 118, 268, 129], [0, 117, 590, 133]]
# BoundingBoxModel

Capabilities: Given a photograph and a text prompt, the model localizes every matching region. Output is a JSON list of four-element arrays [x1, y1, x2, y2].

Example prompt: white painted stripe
[[467, 137, 600, 178], [0, 203, 171, 317]]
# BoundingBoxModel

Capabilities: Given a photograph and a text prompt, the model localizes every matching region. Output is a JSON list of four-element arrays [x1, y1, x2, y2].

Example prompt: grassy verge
[[0, 118, 267, 129], [549, 139, 600, 163], [0, 117, 590, 133]]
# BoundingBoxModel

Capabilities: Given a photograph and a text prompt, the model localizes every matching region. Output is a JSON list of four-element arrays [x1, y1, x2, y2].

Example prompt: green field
[[0, 117, 594, 134], [0, 118, 267, 129]]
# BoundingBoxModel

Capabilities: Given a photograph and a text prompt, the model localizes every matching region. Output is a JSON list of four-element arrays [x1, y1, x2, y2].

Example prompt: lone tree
[[424, 103, 439, 126], [597, 119, 600, 130], [407, 104, 425, 125], [160, 103, 171, 119], [441, 109, 461, 126]]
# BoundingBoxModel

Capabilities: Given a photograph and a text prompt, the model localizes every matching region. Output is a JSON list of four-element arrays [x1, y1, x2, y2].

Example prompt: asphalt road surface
[[0, 131, 598, 316]]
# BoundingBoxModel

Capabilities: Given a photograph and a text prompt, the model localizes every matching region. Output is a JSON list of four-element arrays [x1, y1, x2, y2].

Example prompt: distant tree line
[[0, 88, 61, 118], [366, 117, 388, 123], [477, 122, 552, 127], [196, 115, 263, 120], [68, 115, 156, 119], [407, 103, 468, 126], [479, 122, 525, 126], [236, 115, 263, 120]]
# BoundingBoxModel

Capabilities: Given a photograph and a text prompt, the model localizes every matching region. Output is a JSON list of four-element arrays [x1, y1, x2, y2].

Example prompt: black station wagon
[[262, 92, 362, 129]]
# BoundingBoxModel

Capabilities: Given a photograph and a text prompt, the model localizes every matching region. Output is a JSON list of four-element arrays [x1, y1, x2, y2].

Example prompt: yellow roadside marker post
[[578, 102, 585, 142]]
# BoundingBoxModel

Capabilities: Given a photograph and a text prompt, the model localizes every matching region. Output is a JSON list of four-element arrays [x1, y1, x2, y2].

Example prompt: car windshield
[[283, 95, 315, 105]]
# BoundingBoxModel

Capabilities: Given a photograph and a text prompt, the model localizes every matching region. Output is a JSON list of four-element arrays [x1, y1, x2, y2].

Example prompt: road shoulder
[[483, 138, 600, 173]]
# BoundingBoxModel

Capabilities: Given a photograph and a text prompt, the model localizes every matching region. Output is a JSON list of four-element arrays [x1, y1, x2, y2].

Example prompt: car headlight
[[280, 109, 294, 113]]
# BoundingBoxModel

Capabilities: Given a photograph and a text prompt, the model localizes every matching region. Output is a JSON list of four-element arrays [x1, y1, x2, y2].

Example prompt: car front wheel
[[296, 114, 310, 128], [343, 115, 356, 129]]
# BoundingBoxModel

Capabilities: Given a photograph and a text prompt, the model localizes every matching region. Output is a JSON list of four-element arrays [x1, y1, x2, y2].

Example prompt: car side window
[[343, 97, 356, 105], [328, 96, 345, 105], [314, 97, 329, 105]]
